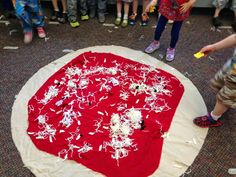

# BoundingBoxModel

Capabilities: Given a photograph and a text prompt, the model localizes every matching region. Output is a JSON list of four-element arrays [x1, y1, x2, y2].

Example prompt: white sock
[[210, 111, 221, 121], [117, 13, 122, 18], [123, 14, 128, 20], [54, 9, 59, 12]]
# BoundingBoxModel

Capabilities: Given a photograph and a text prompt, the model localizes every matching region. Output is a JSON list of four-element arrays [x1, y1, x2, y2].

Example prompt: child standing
[[50, 0, 68, 23], [194, 34, 236, 128], [145, 0, 196, 61], [114, 0, 133, 27], [12, 0, 46, 44], [129, 0, 149, 26], [67, 0, 80, 27], [212, 0, 236, 31]]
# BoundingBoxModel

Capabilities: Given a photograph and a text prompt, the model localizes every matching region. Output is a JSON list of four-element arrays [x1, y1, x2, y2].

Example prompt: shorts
[[210, 58, 236, 109], [212, 0, 236, 11]]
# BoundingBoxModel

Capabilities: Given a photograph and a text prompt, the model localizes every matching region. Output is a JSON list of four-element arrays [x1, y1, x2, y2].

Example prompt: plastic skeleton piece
[[194, 52, 205, 59]]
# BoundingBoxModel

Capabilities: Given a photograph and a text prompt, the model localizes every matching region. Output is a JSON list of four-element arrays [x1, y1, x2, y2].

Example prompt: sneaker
[[212, 17, 222, 27], [193, 114, 223, 128], [98, 13, 105, 23], [24, 31, 33, 44], [121, 19, 128, 27], [129, 13, 137, 25], [81, 14, 89, 21], [231, 21, 236, 32], [58, 12, 67, 24], [89, 9, 96, 18], [166, 47, 175, 62], [114, 17, 121, 26], [141, 13, 149, 26], [37, 27, 46, 38], [50, 10, 59, 21], [70, 20, 80, 28], [145, 41, 160, 54]]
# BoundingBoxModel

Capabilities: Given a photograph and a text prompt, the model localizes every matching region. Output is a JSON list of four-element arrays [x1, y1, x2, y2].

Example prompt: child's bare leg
[[213, 7, 221, 17], [142, 0, 148, 14], [132, 0, 138, 14], [52, 0, 59, 10], [61, 0, 67, 13], [211, 99, 229, 117]]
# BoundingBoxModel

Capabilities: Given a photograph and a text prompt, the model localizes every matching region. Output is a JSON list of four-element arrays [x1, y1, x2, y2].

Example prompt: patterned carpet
[[0, 6, 235, 177]]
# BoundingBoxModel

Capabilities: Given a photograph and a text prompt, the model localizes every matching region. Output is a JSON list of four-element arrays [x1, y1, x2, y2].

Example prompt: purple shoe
[[145, 41, 160, 54], [166, 47, 175, 62]]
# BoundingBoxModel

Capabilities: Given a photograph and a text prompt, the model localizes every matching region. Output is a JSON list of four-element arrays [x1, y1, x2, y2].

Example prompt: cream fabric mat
[[11, 46, 208, 177]]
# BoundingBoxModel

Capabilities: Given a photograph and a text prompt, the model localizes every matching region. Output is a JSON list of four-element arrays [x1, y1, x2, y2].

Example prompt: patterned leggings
[[15, 0, 44, 32]]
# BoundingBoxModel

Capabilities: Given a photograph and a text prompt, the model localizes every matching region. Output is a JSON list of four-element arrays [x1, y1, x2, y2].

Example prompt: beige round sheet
[[11, 46, 208, 177]]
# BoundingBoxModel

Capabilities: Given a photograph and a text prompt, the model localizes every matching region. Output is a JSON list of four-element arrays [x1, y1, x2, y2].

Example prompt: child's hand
[[179, 0, 195, 13], [145, 0, 157, 13], [12, 0, 16, 8], [199, 44, 216, 56]]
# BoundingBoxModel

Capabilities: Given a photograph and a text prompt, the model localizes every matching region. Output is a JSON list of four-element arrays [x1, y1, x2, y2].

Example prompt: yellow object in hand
[[149, 6, 156, 13], [194, 52, 205, 59]]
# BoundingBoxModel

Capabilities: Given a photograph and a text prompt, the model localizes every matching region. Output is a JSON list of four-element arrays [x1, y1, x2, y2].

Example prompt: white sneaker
[[166, 47, 175, 62]]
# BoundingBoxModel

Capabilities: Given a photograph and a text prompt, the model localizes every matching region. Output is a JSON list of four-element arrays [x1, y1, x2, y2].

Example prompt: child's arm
[[200, 34, 236, 55], [12, 0, 16, 8], [145, 0, 158, 13], [180, 0, 196, 13]]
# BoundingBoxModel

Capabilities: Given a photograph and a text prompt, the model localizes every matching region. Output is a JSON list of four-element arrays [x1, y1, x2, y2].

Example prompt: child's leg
[[52, 0, 59, 11], [124, 2, 129, 20], [169, 20, 183, 49], [211, 99, 229, 117], [231, 0, 236, 31], [142, 0, 148, 13], [131, 0, 138, 14], [154, 15, 168, 41], [114, 0, 122, 25], [97, 0, 107, 22], [28, 0, 44, 29], [61, 0, 68, 13], [67, 0, 78, 22], [88, 0, 96, 18], [121, 2, 129, 27], [80, 0, 88, 16], [15, 0, 33, 32]]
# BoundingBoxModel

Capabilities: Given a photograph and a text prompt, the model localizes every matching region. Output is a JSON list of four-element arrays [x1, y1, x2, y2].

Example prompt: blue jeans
[[154, 15, 183, 48]]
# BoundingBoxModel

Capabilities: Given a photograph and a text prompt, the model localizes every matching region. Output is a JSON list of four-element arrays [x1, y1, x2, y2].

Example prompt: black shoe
[[231, 21, 236, 32], [58, 12, 67, 24], [212, 17, 222, 27], [89, 9, 96, 19], [98, 13, 105, 23], [50, 10, 59, 21]]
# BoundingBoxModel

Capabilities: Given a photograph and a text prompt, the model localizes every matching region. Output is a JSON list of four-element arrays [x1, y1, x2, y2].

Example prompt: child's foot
[[129, 13, 137, 25], [141, 13, 149, 26], [81, 14, 89, 21], [37, 27, 46, 38], [145, 41, 160, 54], [58, 12, 67, 24], [70, 20, 80, 28], [114, 17, 121, 26], [89, 9, 96, 18], [98, 13, 105, 23], [212, 17, 222, 27], [50, 10, 59, 21], [121, 19, 128, 27], [166, 47, 175, 62], [193, 114, 223, 128], [231, 21, 236, 32], [24, 31, 33, 44]]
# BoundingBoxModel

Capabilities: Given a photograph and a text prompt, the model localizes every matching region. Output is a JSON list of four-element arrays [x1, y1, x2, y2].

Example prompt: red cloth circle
[[27, 52, 184, 177]]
